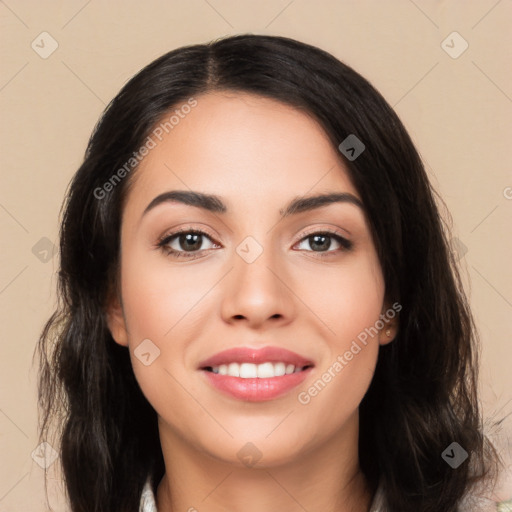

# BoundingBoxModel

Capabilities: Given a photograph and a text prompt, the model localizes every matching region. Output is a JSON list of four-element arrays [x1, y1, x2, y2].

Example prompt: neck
[[156, 414, 373, 512]]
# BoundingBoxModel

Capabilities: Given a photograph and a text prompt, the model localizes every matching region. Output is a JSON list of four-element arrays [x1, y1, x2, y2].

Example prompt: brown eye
[[158, 229, 219, 259], [295, 231, 353, 254]]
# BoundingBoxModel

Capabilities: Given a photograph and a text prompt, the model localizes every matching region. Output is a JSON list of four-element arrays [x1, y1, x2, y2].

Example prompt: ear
[[377, 302, 400, 346], [105, 292, 129, 347]]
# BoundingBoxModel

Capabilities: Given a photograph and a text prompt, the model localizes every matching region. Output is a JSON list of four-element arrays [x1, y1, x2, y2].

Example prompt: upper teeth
[[210, 362, 302, 378]]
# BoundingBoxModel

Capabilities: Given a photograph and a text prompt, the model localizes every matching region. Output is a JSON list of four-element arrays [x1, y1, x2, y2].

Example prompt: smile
[[198, 346, 315, 401]]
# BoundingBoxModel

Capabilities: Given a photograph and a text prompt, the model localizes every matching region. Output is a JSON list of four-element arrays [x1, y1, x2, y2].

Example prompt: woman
[[36, 34, 504, 511]]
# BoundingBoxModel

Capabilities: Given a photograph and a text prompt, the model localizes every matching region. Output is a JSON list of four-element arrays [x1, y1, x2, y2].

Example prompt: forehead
[[123, 91, 360, 217]]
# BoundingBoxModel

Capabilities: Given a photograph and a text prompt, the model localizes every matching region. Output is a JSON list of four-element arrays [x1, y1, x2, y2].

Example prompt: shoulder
[[368, 479, 512, 512], [136, 476, 511, 512]]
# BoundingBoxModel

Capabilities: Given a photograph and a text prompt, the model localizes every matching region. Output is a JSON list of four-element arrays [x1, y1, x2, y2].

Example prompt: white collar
[[139, 479, 386, 512], [139, 480, 158, 512]]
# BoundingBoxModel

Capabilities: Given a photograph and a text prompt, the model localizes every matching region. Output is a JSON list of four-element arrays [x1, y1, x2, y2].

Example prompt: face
[[107, 91, 397, 467]]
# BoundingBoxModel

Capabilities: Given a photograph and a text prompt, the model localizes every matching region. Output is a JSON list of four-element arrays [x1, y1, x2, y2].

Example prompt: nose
[[219, 241, 295, 329]]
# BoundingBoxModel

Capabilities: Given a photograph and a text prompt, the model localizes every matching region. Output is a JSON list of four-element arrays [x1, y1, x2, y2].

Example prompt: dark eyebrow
[[142, 190, 364, 219], [279, 192, 364, 218]]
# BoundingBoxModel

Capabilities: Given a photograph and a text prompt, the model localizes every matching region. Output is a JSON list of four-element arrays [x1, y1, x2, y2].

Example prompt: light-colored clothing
[[139, 479, 386, 512], [139, 480, 158, 512], [138, 477, 512, 511]]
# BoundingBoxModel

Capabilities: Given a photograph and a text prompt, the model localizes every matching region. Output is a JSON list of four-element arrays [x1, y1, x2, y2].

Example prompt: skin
[[107, 91, 398, 512]]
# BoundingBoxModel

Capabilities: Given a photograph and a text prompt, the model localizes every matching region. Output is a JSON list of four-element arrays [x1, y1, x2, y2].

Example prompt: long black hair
[[36, 34, 499, 512]]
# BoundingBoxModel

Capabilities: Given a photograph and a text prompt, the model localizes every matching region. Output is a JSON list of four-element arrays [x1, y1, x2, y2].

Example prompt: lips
[[198, 346, 315, 402]]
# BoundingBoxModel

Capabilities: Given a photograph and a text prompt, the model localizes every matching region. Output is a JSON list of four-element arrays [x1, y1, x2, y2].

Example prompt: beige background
[[0, 1, 511, 510]]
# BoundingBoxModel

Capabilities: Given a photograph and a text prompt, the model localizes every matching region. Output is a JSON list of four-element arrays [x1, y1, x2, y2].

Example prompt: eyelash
[[156, 227, 353, 260]]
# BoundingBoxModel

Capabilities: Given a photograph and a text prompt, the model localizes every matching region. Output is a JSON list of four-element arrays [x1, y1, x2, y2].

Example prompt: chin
[[194, 427, 311, 469]]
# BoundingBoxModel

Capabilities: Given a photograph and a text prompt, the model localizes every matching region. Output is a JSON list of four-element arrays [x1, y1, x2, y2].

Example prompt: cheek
[[294, 251, 385, 344], [120, 245, 213, 343], [118, 246, 215, 409], [296, 345, 377, 450], [292, 253, 384, 421]]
